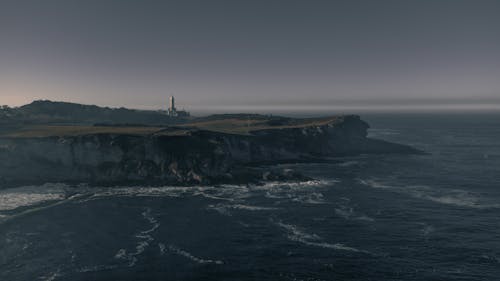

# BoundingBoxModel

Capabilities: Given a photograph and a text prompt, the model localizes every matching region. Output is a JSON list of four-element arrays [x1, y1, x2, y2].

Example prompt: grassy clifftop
[[1, 114, 345, 138], [1, 101, 349, 137]]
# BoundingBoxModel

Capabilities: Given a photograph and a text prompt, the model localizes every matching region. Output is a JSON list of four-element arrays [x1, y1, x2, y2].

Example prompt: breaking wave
[[334, 205, 375, 222], [208, 203, 279, 216], [257, 179, 336, 190], [337, 161, 361, 167], [291, 192, 327, 204], [39, 269, 62, 281], [359, 179, 500, 209], [333, 197, 375, 222], [417, 222, 435, 237], [257, 179, 336, 204], [114, 208, 159, 267], [273, 220, 369, 254], [0, 183, 68, 211], [161, 244, 223, 265], [77, 264, 119, 273]]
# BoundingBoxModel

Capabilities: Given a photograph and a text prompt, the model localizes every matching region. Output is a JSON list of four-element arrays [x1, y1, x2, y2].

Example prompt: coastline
[[0, 115, 422, 189]]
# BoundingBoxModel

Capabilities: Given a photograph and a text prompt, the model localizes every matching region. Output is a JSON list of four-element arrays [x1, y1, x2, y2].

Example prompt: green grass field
[[0, 116, 341, 138], [1, 126, 163, 138], [184, 116, 341, 135]]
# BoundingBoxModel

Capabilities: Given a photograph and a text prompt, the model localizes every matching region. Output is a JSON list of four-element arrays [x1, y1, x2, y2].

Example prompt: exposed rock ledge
[[0, 115, 421, 187]]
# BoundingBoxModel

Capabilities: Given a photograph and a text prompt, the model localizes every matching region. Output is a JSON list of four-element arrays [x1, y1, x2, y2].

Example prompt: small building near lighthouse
[[167, 95, 190, 117]]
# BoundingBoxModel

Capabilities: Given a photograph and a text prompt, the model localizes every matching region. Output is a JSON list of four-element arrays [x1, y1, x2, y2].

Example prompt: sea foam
[[359, 179, 500, 209], [273, 220, 369, 254], [0, 183, 67, 211], [114, 208, 159, 267], [161, 244, 224, 265]]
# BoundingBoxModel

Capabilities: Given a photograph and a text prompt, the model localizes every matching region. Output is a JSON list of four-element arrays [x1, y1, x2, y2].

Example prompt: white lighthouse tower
[[167, 95, 177, 117]]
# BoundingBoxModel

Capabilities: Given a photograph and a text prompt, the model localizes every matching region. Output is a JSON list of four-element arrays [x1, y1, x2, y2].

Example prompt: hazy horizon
[[8, 98, 500, 117], [1, 0, 499, 111]]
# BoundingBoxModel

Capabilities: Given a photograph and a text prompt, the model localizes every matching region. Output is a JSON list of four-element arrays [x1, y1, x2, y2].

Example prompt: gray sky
[[1, 0, 499, 112]]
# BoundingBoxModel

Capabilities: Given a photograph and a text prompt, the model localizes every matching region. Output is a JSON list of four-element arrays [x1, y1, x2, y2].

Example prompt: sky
[[1, 0, 499, 112]]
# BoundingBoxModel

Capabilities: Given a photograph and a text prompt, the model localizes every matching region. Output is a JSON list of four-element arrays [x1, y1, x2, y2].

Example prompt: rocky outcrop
[[0, 115, 420, 187]]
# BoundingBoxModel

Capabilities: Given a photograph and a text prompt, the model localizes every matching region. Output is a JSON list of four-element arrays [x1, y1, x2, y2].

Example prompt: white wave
[[416, 190, 499, 209], [358, 179, 500, 209], [0, 183, 68, 211], [358, 179, 392, 189], [259, 179, 336, 204], [337, 161, 360, 167], [421, 225, 435, 236], [114, 240, 151, 267], [39, 269, 62, 281], [257, 179, 336, 190], [301, 241, 365, 252], [193, 185, 253, 203], [82, 186, 198, 201], [114, 248, 128, 259], [207, 203, 279, 216], [0, 193, 88, 226], [275, 222, 321, 241], [228, 204, 278, 211], [194, 192, 235, 202], [274, 221, 368, 254], [264, 191, 286, 199], [158, 243, 166, 254], [78, 184, 252, 204], [413, 191, 500, 209], [77, 264, 118, 273], [356, 215, 375, 222], [163, 244, 223, 265], [334, 207, 353, 220], [480, 254, 500, 264], [139, 208, 160, 235], [207, 204, 232, 216], [114, 208, 159, 267], [74, 179, 336, 207], [334, 201, 375, 222], [292, 192, 327, 204]]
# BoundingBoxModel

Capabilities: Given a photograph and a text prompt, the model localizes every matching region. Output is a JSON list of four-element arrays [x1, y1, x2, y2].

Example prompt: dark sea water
[[1, 113, 500, 281]]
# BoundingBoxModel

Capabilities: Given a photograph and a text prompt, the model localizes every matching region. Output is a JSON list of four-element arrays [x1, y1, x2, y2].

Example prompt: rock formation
[[0, 115, 421, 187]]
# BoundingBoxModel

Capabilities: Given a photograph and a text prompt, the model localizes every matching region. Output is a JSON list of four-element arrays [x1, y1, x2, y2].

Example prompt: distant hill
[[2, 100, 185, 125]]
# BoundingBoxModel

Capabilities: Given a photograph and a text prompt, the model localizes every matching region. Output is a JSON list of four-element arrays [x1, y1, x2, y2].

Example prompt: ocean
[[1, 112, 499, 281]]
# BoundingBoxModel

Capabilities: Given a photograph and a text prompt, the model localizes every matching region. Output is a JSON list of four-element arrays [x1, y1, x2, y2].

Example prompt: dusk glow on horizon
[[1, 0, 499, 111]]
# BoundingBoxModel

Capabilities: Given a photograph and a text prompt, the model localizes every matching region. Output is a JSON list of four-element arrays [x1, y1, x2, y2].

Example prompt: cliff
[[0, 115, 420, 187]]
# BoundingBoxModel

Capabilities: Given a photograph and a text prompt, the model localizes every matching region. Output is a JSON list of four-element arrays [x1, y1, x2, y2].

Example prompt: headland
[[0, 100, 422, 187]]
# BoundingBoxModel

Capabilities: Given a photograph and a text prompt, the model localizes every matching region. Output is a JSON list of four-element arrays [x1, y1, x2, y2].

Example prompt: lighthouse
[[167, 96, 177, 117], [166, 95, 190, 117]]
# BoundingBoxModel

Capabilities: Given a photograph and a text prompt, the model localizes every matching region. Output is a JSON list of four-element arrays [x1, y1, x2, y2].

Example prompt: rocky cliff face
[[0, 115, 419, 186]]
